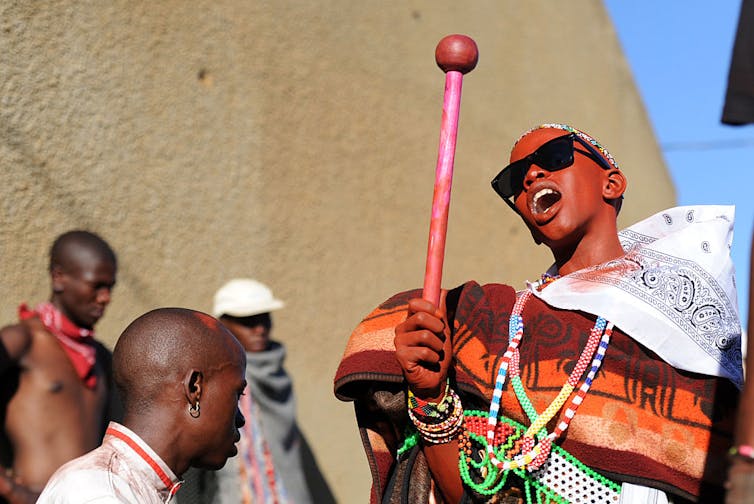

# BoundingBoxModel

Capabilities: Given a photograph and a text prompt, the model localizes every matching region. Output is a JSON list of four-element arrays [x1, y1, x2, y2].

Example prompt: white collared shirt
[[38, 422, 182, 503]]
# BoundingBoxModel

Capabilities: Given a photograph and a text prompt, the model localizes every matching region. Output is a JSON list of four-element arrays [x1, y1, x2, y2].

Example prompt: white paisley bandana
[[531, 205, 744, 388]]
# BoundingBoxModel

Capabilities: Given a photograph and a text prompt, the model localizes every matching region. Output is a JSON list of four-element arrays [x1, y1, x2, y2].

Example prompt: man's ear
[[51, 266, 66, 293], [183, 369, 203, 405], [603, 169, 627, 201]]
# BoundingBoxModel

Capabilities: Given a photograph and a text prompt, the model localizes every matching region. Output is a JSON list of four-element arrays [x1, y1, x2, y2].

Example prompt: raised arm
[[394, 297, 463, 503]]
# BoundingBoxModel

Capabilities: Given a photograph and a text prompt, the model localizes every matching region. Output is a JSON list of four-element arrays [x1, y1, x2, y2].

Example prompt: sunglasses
[[491, 133, 613, 211]]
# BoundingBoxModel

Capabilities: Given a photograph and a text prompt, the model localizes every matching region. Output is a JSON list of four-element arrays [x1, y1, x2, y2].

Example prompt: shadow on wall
[[300, 433, 337, 504]]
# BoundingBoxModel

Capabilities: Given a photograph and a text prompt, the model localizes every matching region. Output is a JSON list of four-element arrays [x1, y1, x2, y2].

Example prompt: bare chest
[[5, 325, 108, 442]]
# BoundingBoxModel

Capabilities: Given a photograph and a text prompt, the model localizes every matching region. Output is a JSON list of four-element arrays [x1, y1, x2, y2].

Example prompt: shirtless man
[[0, 230, 117, 503], [37, 308, 247, 503]]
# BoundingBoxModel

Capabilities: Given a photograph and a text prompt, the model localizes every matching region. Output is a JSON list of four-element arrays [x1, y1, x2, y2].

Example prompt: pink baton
[[422, 35, 479, 306]]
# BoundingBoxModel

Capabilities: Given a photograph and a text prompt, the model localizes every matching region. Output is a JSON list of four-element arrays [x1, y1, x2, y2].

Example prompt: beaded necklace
[[480, 280, 613, 473], [458, 412, 622, 501]]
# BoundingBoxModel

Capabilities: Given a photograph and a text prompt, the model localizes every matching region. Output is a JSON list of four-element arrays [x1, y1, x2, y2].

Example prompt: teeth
[[531, 188, 561, 215], [533, 188, 555, 207]]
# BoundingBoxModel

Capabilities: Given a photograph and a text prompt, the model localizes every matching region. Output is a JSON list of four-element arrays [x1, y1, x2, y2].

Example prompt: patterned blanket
[[334, 281, 739, 503]]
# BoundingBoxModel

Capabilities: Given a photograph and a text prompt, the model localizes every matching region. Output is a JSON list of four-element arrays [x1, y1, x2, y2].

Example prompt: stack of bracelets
[[407, 380, 464, 444]]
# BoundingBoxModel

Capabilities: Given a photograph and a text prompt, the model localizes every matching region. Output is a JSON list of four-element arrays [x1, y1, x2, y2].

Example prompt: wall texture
[[1, 1, 675, 501]]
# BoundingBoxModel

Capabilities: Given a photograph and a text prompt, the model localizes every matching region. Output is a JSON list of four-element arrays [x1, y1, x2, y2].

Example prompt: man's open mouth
[[531, 188, 562, 215]]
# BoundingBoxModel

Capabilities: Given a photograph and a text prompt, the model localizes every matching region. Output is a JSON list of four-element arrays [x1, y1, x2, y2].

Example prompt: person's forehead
[[64, 246, 115, 270], [510, 128, 569, 163], [69, 256, 117, 280], [227, 313, 271, 327]]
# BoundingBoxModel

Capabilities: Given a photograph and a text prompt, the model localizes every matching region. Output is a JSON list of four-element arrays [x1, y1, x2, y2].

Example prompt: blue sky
[[604, 1, 754, 326]]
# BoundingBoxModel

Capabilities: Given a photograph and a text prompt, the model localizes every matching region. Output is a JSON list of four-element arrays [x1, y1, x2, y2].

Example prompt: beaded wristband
[[408, 391, 462, 432], [407, 381, 452, 421], [729, 445, 754, 462], [408, 386, 464, 444]]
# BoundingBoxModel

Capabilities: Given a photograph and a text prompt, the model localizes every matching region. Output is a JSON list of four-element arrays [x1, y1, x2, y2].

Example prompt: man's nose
[[523, 166, 547, 188], [235, 407, 246, 428], [96, 288, 112, 305]]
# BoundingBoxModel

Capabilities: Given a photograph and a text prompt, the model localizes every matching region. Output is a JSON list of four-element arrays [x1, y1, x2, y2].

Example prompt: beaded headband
[[514, 123, 620, 171]]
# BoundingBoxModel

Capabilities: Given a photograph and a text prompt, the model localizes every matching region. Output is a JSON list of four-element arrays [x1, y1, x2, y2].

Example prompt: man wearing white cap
[[198, 279, 315, 504], [213, 279, 285, 353]]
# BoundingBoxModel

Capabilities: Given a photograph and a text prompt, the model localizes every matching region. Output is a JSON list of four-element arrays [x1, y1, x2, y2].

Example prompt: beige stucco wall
[[1, 1, 674, 501]]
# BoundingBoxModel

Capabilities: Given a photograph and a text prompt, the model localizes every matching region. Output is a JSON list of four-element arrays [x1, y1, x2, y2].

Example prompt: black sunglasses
[[491, 133, 613, 211]]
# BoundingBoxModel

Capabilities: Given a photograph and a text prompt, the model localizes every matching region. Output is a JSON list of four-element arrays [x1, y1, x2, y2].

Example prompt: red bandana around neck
[[18, 302, 98, 388]]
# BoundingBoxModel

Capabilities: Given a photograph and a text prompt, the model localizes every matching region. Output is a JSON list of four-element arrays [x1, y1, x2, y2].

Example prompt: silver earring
[[189, 400, 200, 418]]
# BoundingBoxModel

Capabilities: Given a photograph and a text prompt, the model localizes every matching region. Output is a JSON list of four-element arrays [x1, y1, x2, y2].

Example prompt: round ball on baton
[[435, 34, 479, 74]]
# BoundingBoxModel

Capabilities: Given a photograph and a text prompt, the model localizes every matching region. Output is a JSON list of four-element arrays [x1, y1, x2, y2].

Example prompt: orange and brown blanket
[[334, 281, 739, 503]]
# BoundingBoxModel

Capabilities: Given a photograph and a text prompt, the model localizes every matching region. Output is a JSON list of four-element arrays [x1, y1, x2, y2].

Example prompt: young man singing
[[335, 124, 742, 503]]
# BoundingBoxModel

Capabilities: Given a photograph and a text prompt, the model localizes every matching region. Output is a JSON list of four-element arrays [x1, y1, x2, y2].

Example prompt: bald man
[[335, 124, 742, 503], [37, 307, 247, 503], [0, 230, 117, 504]]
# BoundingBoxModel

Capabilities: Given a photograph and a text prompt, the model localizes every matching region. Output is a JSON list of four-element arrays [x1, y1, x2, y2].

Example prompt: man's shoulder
[[39, 468, 125, 503], [0, 321, 31, 338], [0, 321, 34, 361], [39, 447, 132, 503], [449, 280, 518, 311], [378, 281, 516, 305], [9, 317, 51, 340], [1, 317, 68, 359]]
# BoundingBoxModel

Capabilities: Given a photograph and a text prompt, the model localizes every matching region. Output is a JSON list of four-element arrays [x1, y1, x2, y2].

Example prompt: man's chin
[[73, 314, 99, 330], [219, 445, 239, 467], [198, 456, 234, 471], [247, 338, 270, 352], [193, 441, 239, 470]]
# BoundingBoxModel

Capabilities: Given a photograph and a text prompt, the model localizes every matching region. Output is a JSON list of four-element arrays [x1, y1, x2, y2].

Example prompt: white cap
[[212, 278, 284, 318]]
